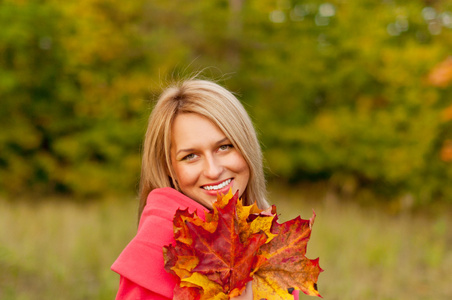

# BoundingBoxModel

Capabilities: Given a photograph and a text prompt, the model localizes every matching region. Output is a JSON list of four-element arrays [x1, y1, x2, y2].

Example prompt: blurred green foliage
[[1, 0, 451, 204]]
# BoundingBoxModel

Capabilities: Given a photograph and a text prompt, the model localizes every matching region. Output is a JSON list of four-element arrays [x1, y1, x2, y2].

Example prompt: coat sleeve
[[111, 207, 178, 297], [111, 188, 208, 299], [115, 276, 170, 300]]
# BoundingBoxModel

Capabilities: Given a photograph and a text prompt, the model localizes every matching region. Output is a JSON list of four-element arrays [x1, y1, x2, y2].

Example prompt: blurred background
[[1, 0, 451, 299]]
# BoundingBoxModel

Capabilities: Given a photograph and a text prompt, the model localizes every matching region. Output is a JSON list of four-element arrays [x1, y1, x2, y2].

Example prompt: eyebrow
[[176, 137, 230, 156]]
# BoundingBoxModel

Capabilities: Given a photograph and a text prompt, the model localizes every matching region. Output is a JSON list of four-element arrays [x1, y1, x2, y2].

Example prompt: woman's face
[[170, 113, 250, 209]]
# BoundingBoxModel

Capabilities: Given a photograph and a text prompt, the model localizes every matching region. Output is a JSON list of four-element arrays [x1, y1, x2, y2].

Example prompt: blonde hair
[[138, 79, 268, 217]]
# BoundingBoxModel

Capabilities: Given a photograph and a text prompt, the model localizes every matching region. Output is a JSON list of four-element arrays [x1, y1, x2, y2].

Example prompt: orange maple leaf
[[253, 213, 323, 299]]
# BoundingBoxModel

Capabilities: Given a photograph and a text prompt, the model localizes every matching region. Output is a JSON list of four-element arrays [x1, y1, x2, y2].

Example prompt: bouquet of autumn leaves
[[163, 191, 323, 300]]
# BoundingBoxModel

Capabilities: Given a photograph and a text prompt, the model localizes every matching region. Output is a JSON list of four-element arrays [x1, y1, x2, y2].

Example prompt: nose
[[203, 154, 223, 179]]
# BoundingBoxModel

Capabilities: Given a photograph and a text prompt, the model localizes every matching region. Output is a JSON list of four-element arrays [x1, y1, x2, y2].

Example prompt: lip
[[201, 178, 234, 196]]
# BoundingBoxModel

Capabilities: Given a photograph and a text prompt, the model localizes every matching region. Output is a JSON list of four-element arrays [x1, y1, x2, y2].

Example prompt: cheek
[[173, 164, 198, 188], [233, 156, 250, 199], [231, 153, 250, 179]]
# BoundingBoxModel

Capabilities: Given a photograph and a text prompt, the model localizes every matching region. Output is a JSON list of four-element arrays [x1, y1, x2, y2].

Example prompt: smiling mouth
[[202, 179, 232, 191]]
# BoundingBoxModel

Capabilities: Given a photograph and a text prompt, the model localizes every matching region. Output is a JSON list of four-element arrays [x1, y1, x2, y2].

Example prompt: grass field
[[1, 186, 451, 300]]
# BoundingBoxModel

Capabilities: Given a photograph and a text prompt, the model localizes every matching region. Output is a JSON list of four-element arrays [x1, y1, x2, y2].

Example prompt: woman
[[112, 79, 299, 299]]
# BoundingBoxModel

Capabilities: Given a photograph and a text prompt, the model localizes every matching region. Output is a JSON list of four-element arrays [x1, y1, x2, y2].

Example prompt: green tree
[[1, 0, 451, 204]]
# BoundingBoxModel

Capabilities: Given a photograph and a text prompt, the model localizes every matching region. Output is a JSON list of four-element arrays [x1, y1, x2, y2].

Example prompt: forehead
[[171, 113, 226, 148]]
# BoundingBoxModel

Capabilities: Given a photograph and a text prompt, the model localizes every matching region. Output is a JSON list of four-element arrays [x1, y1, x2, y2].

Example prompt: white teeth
[[203, 179, 232, 191]]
